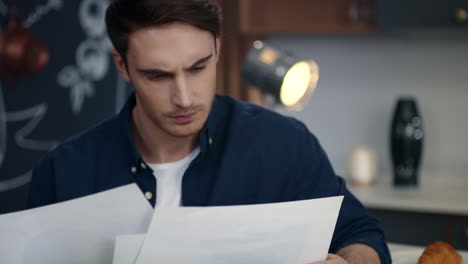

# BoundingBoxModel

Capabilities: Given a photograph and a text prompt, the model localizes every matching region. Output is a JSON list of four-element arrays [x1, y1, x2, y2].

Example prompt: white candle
[[347, 146, 378, 186]]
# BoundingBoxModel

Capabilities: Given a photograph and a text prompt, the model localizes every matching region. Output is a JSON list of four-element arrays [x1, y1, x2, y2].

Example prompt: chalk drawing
[[57, 65, 81, 87], [0, 0, 6, 17], [0, 0, 124, 193], [77, 39, 109, 81], [58, 65, 96, 114], [0, 171, 31, 192], [57, 0, 111, 115], [0, 1, 65, 194], [79, 0, 108, 37], [6, 103, 60, 151], [25, 0, 63, 27], [0, 101, 59, 192], [71, 81, 95, 114], [0, 83, 6, 168]]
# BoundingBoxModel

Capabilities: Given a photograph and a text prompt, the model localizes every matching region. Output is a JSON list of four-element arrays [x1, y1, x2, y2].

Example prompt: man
[[28, 0, 391, 263]]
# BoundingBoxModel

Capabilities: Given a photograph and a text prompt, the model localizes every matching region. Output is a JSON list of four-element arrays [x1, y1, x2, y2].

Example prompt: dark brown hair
[[105, 0, 222, 64]]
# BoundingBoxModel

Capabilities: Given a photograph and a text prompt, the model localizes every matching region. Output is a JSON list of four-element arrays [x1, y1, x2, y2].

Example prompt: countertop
[[388, 243, 468, 264], [347, 169, 468, 216]]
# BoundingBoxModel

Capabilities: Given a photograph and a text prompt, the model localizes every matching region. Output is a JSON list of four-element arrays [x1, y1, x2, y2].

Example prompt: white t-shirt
[[147, 147, 200, 207]]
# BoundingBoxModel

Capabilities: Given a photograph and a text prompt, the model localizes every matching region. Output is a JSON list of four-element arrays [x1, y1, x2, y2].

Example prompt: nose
[[172, 74, 192, 108]]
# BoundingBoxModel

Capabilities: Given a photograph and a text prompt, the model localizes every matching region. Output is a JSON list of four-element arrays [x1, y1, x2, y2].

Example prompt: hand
[[308, 253, 349, 264]]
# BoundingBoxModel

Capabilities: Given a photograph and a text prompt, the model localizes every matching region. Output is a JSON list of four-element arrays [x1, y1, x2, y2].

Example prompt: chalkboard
[[0, 0, 132, 214]]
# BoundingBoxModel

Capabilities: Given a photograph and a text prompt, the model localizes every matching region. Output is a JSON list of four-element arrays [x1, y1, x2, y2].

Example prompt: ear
[[215, 36, 221, 62], [112, 49, 131, 82]]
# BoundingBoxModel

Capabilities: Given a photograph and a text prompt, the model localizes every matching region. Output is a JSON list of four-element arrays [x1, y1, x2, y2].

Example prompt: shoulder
[[37, 115, 119, 165], [215, 95, 317, 142], [28, 115, 124, 208]]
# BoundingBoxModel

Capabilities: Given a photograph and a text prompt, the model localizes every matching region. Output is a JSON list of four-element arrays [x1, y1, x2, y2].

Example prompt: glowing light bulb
[[280, 61, 314, 107]]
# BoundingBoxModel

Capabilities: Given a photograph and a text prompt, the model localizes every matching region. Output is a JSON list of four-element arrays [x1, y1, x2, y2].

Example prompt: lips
[[170, 112, 197, 124]]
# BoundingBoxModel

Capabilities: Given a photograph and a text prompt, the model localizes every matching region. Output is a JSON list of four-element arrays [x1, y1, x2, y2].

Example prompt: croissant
[[417, 241, 462, 264]]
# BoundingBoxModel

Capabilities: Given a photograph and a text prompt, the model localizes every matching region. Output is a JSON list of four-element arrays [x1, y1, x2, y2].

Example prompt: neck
[[131, 107, 198, 164]]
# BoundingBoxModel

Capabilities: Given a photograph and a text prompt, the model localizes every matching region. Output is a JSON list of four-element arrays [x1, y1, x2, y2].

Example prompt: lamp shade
[[242, 40, 319, 110]]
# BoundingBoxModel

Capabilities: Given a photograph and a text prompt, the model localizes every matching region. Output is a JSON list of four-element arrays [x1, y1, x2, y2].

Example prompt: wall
[[271, 29, 468, 177]]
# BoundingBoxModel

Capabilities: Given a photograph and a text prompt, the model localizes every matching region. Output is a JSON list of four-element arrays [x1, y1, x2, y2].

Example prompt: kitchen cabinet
[[369, 210, 468, 250], [452, 216, 468, 249], [369, 209, 456, 247], [239, 0, 376, 34], [378, 0, 468, 29]]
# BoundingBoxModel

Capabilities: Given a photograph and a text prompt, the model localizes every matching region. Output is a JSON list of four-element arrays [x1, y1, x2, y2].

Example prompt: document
[[0, 184, 153, 264], [113, 234, 145, 264], [134, 196, 343, 264]]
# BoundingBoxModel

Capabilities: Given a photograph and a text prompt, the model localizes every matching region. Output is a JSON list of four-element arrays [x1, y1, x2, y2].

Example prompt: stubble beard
[[159, 108, 207, 139]]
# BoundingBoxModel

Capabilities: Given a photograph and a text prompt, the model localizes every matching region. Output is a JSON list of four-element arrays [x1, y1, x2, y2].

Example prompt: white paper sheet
[[0, 184, 153, 264], [113, 234, 145, 264], [135, 196, 343, 264]]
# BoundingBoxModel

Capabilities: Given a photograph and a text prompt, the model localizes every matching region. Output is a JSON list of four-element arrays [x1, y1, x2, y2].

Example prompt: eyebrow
[[136, 54, 213, 76], [189, 54, 213, 69]]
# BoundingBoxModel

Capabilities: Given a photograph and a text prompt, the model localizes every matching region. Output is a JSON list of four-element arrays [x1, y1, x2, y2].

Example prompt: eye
[[148, 74, 169, 80], [191, 66, 206, 72]]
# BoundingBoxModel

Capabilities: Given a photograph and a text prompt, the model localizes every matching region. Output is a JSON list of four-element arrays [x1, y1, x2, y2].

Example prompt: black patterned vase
[[390, 97, 424, 186]]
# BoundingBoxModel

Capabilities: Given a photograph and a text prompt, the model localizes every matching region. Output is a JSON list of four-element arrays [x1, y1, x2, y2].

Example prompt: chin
[[167, 122, 204, 138]]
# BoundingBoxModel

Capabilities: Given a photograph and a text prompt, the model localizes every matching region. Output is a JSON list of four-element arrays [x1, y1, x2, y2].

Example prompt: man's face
[[114, 22, 219, 139]]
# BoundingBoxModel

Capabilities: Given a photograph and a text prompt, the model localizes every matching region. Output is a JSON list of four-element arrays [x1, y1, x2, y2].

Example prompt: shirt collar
[[200, 95, 219, 153], [116, 92, 142, 169]]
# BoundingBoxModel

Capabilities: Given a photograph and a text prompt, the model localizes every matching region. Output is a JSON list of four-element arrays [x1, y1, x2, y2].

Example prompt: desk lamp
[[242, 40, 319, 111]]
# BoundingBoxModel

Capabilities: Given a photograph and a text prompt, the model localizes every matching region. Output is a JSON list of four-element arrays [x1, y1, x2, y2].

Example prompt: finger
[[326, 253, 342, 259], [306, 254, 336, 264]]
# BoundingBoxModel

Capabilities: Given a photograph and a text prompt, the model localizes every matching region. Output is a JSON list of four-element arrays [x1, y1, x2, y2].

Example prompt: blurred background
[[1, 0, 467, 251], [0, 0, 133, 214]]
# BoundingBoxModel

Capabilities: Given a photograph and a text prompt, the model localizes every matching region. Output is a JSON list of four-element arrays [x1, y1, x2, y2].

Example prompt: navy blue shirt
[[28, 93, 391, 263]]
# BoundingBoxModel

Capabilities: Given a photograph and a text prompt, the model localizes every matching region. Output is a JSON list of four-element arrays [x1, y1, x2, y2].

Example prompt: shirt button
[[209, 137, 213, 145], [144, 192, 153, 200], [131, 166, 137, 174], [140, 162, 147, 169]]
